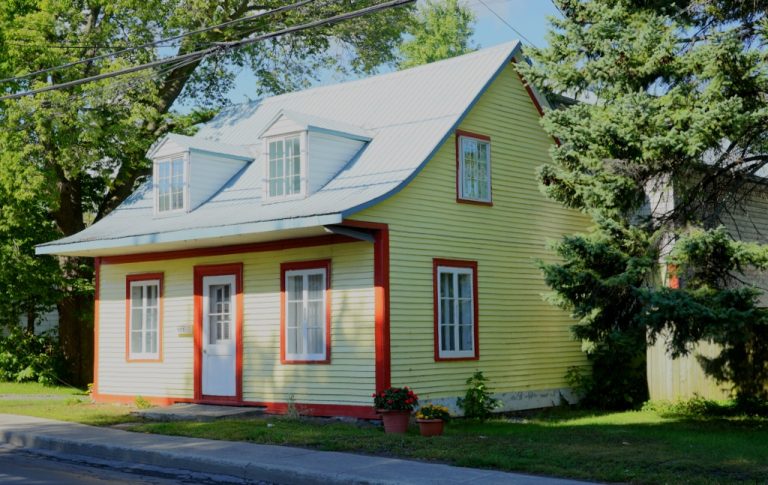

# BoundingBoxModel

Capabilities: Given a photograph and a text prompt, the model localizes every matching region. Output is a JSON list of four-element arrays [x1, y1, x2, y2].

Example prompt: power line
[[0, 0, 315, 86], [1, 0, 415, 101], [474, 0, 537, 48]]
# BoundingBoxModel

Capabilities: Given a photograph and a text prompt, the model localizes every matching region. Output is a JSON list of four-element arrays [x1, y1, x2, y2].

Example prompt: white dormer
[[257, 110, 371, 202], [147, 134, 253, 215]]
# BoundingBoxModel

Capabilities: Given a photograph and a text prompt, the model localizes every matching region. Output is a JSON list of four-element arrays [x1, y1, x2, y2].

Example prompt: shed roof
[[38, 41, 530, 256]]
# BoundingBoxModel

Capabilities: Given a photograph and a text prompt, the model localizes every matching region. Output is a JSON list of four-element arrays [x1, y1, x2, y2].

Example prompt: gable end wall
[[355, 63, 590, 412]]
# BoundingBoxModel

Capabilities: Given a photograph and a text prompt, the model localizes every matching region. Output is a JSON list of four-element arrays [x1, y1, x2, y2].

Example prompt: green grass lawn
[[0, 383, 765, 484], [0, 381, 133, 426], [0, 381, 83, 395], [130, 409, 768, 484]]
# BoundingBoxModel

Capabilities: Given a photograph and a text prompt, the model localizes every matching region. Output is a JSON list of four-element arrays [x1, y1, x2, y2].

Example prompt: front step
[[130, 403, 266, 422]]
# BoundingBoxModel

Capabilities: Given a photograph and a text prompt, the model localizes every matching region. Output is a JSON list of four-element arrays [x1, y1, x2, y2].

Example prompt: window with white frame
[[284, 267, 327, 361], [129, 279, 160, 359], [156, 157, 186, 212], [458, 135, 491, 203], [267, 135, 302, 198], [437, 265, 476, 358]]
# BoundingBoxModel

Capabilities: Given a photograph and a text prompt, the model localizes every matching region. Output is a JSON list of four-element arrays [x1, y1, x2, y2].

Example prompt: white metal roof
[[38, 41, 525, 256]]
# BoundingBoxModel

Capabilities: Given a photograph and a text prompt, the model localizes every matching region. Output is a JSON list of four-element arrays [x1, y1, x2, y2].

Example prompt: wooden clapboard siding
[[354, 63, 590, 404], [97, 241, 375, 406]]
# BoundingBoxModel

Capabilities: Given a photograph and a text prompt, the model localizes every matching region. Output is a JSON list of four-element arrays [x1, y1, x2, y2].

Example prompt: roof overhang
[[36, 214, 343, 257]]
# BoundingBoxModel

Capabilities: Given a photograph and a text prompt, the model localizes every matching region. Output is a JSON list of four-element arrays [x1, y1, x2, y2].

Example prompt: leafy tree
[[398, 0, 475, 69], [520, 1, 768, 408], [0, 0, 414, 386]]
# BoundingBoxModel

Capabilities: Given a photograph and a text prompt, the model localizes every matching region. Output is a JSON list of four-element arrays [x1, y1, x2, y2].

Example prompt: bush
[[0, 326, 66, 385], [457, 371, 500, 420]]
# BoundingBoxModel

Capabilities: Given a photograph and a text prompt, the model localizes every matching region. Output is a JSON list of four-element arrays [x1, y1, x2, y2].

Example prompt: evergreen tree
[[520, 1, 768, 408]]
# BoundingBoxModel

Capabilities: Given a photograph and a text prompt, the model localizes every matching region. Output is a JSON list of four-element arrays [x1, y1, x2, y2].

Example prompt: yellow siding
[[98, 241, 375, 406], [355, 64, 590, 407]]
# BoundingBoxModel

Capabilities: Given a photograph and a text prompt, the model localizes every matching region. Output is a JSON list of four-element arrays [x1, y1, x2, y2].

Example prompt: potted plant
[[415, 404, 450, 436], [373, 386, 418, 433]]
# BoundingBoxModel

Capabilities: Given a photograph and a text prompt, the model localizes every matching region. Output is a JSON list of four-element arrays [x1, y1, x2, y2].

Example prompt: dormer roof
[[37, 41, 544, 257], [148, 133, 254, 161], [257, 110, 373, 142]]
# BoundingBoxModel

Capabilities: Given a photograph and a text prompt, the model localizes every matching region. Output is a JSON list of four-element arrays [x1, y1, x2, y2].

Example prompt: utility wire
[[474, 0, 537, 48], [0, 0, 315, 86], [1, 0, 415, 101]]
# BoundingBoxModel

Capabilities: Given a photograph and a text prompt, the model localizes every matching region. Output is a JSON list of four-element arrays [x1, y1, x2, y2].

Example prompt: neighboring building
[[646, 178, 768, 401], [37, 42, 589, 418]]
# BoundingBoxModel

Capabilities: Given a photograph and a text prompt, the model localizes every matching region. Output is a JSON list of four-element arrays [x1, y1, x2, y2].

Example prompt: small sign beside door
[[177, 324, 193, 337]]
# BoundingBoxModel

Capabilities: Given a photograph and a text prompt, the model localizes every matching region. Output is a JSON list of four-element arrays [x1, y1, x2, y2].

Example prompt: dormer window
[[266, 134, 304, 199], [155, 156, 187, 213]]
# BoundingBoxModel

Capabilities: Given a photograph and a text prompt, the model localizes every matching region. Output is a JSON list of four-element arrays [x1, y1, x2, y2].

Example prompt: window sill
[[456, 197, 493, 206], [434, 354, 478, 362], [281, 357, 330, 365]]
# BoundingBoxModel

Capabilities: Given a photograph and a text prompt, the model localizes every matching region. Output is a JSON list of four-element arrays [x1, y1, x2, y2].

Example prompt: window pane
[[131, 330, 143, 353], [459, 324, 473, 351], [131, 308, 143, 331], [131, 286, 143, 307], [308, 327, 323, 354], [440, 272, 453, 298], [459, 299, 472, 325], [458, 273, 471, 299], [287, 325, 298, 355], [287, 275, 303, 300], [441, 324, 451, 351]]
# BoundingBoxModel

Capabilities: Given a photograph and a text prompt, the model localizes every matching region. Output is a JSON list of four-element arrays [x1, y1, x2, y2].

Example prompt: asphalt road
[[0, 445, 269, 484]]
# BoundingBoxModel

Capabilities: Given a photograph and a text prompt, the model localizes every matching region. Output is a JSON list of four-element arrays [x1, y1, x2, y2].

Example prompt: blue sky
[[221, 0, 560, 105]]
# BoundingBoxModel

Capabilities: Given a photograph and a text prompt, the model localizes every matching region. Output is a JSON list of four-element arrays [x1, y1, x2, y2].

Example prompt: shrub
[[457, 371, 500, 420], [0, 326, 66, 385], [373, 386, 419, 411]]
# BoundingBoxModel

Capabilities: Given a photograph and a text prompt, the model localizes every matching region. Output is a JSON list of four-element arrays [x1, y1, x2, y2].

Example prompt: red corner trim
[[125, 273, 164, 363], [280, 259, 332, 364], [93, 257, 101, 394], [432, 258, 480, 362], [455, 130, 494, 206], [193, 263, 244, 403], [342, 220, 391, 392]]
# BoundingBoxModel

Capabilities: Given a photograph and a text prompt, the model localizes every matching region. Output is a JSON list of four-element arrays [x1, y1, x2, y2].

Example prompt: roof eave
[[35, 213, 344, 257]]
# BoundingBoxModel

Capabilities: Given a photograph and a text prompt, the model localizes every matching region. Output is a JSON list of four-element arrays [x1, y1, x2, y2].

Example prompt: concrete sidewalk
[[0, 414, 594, 485]]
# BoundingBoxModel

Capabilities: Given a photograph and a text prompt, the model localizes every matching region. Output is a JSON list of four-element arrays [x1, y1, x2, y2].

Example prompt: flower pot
[[378, 409, 411, 434], [416, 418, 444, 437]]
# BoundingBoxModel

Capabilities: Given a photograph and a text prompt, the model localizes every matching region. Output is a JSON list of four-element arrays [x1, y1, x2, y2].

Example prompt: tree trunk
[[55, 256, 94, 387], [26, 309, 35, 333], [57, 293, 94, 387]]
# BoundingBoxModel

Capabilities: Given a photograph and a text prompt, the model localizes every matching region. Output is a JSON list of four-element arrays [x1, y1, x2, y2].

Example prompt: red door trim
[[194, 263, 244, 403]]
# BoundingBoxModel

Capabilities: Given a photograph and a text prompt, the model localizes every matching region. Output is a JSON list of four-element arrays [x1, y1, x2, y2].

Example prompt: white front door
[[202, 275, 236, 397]]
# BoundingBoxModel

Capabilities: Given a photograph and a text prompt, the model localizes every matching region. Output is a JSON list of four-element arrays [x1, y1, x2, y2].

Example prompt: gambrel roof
[[38, 41, 543, 256]]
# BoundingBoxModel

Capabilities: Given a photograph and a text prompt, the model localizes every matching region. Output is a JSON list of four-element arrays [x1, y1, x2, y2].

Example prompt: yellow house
[[38, 42, 588, 418]]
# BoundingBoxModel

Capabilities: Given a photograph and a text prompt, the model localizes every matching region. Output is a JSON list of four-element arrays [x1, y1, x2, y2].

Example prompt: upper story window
[[456, 131, 492, 204], [267, 134, 302, 199], [156, 156, 186, 212]]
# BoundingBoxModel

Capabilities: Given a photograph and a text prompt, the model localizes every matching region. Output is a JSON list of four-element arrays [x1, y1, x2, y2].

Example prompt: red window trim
[[433, 258, 480, 361], [280, 259, 332, 365], [455, 129, 493, 206], [125, 272, 164, 363], [193, 263, 244, 403]]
